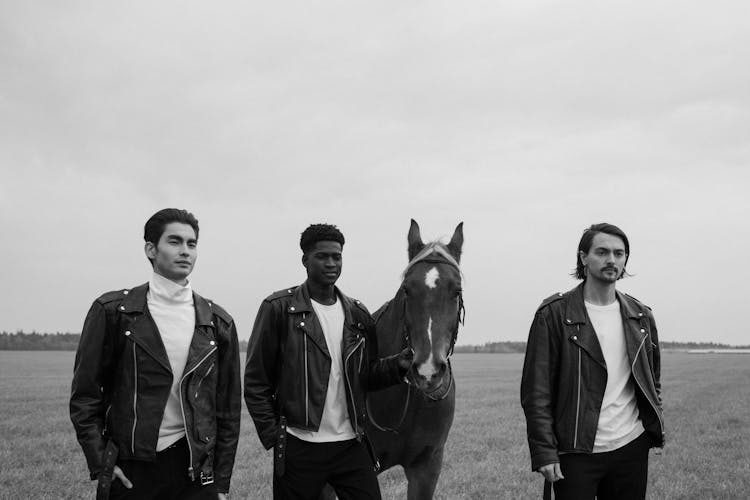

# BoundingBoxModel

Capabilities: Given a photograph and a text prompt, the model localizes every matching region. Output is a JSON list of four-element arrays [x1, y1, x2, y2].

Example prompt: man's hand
[[538, 462, 564, 483], [217, 493, 227, 500], [113, 465, 133, 489], [397, 347, 415, 370]]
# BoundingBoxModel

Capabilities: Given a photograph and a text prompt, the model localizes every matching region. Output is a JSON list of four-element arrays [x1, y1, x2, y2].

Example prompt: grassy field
[[1, 352, 748, 499]]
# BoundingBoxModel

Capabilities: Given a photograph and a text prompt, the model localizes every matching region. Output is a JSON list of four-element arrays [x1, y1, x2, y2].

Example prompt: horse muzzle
[[410, 359, 448, 391]]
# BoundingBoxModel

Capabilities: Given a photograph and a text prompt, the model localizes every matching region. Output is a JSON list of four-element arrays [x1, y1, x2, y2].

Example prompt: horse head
[[400, 219, 464, 396]]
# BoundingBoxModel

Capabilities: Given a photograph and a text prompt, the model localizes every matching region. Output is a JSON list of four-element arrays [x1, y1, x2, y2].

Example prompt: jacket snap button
[[638, 312, 643, 317], [290, 306, 295, 311], [210, 321, 214, 326], [119, 306, 125, 311], [640, 329, 646, 333], [357, 322, 363, 329], [122, 290, 129, 295], [572, 335, 577, 340], [124, 331, 131, 336], [287, 289, 292, 293], [300, 322, 305, 327], [566, 319, 571, 323], [210, 341, 216, 346]]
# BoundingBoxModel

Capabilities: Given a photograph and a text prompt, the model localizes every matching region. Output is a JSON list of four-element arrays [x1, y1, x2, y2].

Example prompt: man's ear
[[301, 252, 308, 269], [145, 241, 157, 261], [579, 250, 587, 267]]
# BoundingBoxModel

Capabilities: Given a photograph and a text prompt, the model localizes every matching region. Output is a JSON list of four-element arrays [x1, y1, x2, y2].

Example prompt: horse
[[366, 219, 464, 499], [320, 219, 464, 500]]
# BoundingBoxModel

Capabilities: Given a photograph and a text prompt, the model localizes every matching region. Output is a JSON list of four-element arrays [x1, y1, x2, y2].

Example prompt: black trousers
[[274, 434, 381, 500], [553, 432, 651, 500], [109, 438, 217, 500]]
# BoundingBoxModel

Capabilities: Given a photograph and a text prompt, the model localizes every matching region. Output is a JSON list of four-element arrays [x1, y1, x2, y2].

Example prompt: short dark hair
[[144, 208, 200, 247], [573, 223, 630, 280], [300, 224, 345, 253]]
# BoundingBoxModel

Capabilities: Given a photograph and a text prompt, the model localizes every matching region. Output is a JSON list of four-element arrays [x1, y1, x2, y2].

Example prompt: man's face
[[302, 241, 342, 287], [145, 222, 197, 285], [580, 232, 628, 284]]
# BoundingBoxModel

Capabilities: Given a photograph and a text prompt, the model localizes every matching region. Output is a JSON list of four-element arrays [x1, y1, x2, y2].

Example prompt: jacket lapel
[[121, 283, 172, 373], [182, 292, 218, 374], [617, 290, 648, 364], [565, 283, 606, 368], [292, 283, 331, 358]]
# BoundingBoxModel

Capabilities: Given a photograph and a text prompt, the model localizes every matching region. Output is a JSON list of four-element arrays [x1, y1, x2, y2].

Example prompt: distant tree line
[[1, 332, 748, 352], [0, 331, 81, 350]]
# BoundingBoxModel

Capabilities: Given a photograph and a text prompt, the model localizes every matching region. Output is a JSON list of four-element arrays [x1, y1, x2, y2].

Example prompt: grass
[[0, 352, 748, 499]]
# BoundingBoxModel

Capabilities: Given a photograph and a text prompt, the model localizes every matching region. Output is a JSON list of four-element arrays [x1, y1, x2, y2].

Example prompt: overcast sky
[[1, 1, 749, 345]]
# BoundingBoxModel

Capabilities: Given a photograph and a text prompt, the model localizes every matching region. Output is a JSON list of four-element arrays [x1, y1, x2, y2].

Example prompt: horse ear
[[447, 222, 464, 262], [407, 219, 425, 260]]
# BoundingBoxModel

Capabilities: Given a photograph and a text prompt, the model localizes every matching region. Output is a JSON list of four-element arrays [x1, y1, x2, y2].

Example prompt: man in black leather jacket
[[70, 209, 241, 500], [244, 223, 413, 500], [521, 223, 664, 500]]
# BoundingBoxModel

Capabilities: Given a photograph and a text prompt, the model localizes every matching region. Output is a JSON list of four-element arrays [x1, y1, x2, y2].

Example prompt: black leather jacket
[[69, 283, 241, 493], [244, 282, 404, 450], [520, 283, 664, 471]]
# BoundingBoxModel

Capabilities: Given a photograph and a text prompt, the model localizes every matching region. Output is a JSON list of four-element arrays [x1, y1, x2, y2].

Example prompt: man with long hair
[[521, 223, 664, 500]]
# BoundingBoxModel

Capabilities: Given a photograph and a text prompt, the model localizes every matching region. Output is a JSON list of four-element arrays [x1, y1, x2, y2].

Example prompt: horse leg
[[404, 447, 444, 500]]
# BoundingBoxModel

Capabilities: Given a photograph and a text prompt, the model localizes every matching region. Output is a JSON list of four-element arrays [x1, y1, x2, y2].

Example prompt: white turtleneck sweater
[[147, 272, 195, 451]]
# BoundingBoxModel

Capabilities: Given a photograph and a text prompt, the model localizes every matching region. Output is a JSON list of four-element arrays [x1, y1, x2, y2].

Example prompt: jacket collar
[[290, 281, 357, 326], [564, 282, 648, 367], [120, 282, 213, 327], [119, 282, 216, 374], [564, 282, 645, 323]]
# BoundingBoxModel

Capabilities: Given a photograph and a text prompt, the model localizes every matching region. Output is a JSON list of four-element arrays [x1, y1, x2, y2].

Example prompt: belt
[[96, 440, 119, 500]]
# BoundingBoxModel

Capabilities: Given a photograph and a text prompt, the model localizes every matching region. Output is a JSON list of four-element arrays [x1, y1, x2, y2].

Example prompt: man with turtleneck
[[71, 208, 241, 500]]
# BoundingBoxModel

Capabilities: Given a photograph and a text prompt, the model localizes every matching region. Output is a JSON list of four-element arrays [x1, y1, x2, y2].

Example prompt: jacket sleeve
[[213, 317, 241, 494], [649, 310, 662, 409], [363, 317, 404, 391], [520, 310, 561, 471], [69, 300, 114, 480], [244, 300, 281, 450]]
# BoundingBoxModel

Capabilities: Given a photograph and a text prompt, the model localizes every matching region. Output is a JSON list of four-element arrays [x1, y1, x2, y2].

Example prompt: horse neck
[[374, 292, 408, 357]]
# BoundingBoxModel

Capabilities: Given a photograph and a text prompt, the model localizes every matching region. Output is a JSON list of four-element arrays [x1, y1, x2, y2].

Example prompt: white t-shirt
[[585, 299, 645, 452], [288, 298, 356, 443], [147, 272, 195, 451]]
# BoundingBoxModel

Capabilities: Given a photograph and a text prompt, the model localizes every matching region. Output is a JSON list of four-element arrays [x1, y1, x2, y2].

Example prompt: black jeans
[[109, 438, 218, 500], [554, 432, 651, 500], [273, 434, 381, 500]]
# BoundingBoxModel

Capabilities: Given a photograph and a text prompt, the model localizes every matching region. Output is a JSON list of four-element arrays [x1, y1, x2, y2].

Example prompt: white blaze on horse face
[[425, 267, 439, 289], [417, 316, 437, 379]]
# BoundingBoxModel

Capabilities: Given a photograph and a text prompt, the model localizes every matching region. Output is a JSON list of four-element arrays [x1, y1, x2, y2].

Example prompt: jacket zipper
[[304, 333, 309, 426], [631, 333, 665, 435], [344, 337, 365, 437], [179, 347, 217, 480], [194, 363, 214, 399], [131, 342, 138, 454], [301, 313, 309, 427], [573, 346, 581, 449]]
